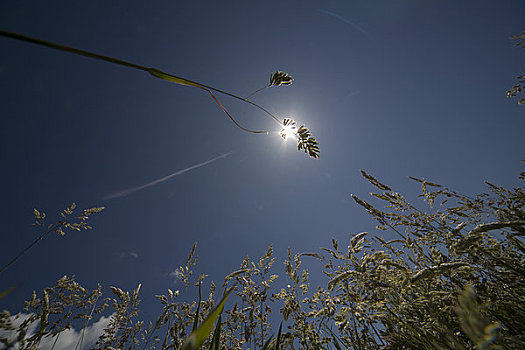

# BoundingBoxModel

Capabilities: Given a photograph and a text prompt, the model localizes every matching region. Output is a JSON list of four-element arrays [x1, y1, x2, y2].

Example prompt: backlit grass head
[[270, 71, 293, 86], [280, 118, 320, 159]]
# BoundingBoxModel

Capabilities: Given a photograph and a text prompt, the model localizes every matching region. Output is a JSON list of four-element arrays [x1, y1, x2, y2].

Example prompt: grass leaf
[[181, 287, 233, 350]]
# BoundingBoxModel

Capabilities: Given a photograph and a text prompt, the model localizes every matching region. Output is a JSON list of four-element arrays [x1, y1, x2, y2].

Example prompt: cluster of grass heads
[[1, 169, 523, 349], [506, 30, 525, 105]]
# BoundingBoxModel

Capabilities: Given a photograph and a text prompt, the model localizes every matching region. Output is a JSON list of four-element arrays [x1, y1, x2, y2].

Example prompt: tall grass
[[1, 170, 523, 349]]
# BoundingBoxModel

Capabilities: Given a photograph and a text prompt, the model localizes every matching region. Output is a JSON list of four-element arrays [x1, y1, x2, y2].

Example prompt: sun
[[279, 118, 298, 142], [282, 124, 297, 141]]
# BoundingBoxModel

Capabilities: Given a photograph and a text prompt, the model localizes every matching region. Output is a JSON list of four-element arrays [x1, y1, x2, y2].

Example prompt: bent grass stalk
[[0, 30, 320, 158], [0, 223, 58, 276], [0, 204, 104, 276]]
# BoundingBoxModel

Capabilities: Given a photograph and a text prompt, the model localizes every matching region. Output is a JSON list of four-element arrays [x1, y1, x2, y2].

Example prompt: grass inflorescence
[[1, 170, 524, 349]]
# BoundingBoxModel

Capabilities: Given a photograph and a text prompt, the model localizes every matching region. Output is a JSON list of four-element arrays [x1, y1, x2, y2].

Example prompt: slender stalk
[[369, 320, 384, 346], [75, 295, 100, 350], [0, 223, 60, 275], [0, 30, 148, 71], [259, 298, 264, 348], [0, 30, 283, 131], [244, 85, 269, 100], [50, 332, 61, 350]]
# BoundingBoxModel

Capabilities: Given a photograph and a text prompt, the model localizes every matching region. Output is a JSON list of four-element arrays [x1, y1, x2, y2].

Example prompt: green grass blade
[[261, 335, 274, 350], [192, 282, 202, 332], [147, 68, 200, 88], [327, 328, 342, 350], [275, 322, 283, 350], [207, 315, 221, 350], [181, 287, 233, 350], [0, 285, 17, 300]]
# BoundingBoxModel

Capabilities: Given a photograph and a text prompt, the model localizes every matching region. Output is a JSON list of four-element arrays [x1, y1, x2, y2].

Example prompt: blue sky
[[1, 0, 524, 335]]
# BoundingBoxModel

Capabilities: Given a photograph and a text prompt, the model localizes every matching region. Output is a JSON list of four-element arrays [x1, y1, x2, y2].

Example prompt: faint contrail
[[103, 152, 231, 200], [318, 9, 370, 38]]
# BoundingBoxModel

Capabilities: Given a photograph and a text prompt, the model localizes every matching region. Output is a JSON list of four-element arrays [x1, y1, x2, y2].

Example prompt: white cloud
[[119, 250, 139, 259], [0, 313, 112, 350], [169, 269, 184, 285]]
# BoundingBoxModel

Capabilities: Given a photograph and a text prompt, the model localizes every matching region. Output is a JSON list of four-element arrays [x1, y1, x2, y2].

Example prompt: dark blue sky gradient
[[1, 0, 524, 325]]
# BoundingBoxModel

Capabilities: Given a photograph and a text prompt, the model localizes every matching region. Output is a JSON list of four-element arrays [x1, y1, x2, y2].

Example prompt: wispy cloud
[[318, 9, 370, 39], [0, 313, 112, 350], [103, 152, 231, 200], [119, 250, 139, 259], [169, 269, 184, 284]]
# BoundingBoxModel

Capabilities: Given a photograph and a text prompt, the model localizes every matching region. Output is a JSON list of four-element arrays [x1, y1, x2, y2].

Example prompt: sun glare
[[279, 119, 298, 142], [282, 124, 297, 141]]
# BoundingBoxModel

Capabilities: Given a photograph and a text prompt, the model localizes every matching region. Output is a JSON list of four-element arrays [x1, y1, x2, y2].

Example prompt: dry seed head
[[270, 71, 293, 86]]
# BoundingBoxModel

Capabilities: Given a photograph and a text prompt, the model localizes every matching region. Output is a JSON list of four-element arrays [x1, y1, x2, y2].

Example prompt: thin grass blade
[[148, 68, 200, 88], [327, 327, 342, 350], [275, 322, 283, 350], [208, 315, 222, 350], [261, 335, 274, 350], [0, 285, 17, 300], [181, 287, 233, 350], [192, 282, 202, 332]]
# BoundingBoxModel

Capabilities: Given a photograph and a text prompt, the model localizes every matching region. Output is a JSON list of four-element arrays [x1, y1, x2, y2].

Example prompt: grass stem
[[0, 30, 283, 132]]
